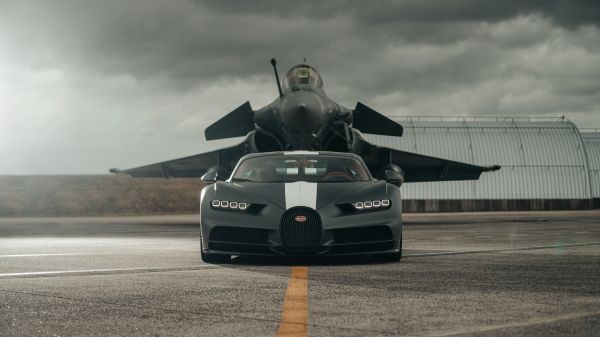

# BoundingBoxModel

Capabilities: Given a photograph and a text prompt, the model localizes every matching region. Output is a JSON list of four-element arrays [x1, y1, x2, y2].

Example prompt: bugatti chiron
[[199, 151, 403, 263]]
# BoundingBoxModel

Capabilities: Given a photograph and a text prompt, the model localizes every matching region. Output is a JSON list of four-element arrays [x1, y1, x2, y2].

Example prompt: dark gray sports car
[[199, 151, 403, 263]]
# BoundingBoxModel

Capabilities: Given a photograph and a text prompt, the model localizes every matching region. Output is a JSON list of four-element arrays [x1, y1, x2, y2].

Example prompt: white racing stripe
[[285, 181, 318, 210], [282, 151, 319, 210]]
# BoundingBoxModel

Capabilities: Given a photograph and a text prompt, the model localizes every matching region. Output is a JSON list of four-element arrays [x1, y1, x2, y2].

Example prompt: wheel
[[200, 241, 230, 263]]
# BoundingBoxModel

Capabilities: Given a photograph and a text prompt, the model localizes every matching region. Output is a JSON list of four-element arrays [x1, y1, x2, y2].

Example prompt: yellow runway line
[[276, 266, 309, 337]]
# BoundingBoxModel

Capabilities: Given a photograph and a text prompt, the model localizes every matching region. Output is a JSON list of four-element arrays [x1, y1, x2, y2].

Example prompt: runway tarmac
[[0, 211, 599, 337]]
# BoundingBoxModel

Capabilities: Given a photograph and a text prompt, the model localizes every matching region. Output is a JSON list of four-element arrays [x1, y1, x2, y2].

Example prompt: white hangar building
[[363, 117, 600, 212]]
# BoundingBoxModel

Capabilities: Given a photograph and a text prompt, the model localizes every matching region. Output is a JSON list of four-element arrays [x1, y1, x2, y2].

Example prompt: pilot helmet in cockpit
[[282, 65, 323, 91]]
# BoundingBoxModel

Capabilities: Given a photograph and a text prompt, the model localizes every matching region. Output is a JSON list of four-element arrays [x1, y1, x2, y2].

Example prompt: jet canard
[[111, 59, 500, 182]]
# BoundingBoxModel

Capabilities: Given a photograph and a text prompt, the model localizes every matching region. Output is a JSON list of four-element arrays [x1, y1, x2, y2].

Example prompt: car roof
[[229, 151, 374, 181], [237, 151, 365, 161]]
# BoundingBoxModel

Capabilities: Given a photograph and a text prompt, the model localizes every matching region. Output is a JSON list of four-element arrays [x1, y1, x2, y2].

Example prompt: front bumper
[[200, 203, 402, 257]]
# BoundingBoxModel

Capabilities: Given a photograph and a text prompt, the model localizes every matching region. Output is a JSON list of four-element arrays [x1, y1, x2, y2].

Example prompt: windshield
[[231, 155, 371, 183], [281, 65, 323, 91]]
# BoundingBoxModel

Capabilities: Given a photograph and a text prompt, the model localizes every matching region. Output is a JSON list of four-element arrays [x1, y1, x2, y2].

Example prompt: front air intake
[[280, 207, 322, 249]]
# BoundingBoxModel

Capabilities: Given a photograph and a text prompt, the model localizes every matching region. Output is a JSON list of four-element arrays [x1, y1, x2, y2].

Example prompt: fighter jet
[[110, 59, 500, 182]]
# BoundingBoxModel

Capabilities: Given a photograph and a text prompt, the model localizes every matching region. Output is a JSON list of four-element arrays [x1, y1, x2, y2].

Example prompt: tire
[[200, 241, 230, 263]]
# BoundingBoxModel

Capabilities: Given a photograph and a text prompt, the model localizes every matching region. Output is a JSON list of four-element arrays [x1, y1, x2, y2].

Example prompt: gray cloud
[[0, 0, 599, 173], [202, 0, 600, 28]]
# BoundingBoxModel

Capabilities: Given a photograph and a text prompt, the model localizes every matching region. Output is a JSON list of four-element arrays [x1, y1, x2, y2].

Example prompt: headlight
[[353, 199, 390, 210], [211, 200, 250, 211]]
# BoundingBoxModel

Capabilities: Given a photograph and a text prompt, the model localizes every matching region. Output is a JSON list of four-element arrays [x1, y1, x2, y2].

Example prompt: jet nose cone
[[281, 91, 324, 134], [296, 103, 312, 116]]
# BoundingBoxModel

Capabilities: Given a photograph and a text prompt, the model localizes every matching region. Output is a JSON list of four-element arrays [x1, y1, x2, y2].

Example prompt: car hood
[[216, 180, 390, 210]]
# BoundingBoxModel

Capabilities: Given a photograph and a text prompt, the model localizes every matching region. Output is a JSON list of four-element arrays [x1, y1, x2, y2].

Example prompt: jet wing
[[205, 101, 255, 140], [387, 149, 500, 182], [354, 133, 500, 182], [110, 139, 250, 178], [352, 102, 404, 137]]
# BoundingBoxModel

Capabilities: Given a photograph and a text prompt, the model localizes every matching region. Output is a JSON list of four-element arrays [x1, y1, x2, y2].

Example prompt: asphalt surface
[[0, 211, 599, 337]]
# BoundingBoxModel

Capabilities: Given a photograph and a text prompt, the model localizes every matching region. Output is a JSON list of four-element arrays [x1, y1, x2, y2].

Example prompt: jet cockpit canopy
[[282, 64, 323, 91]]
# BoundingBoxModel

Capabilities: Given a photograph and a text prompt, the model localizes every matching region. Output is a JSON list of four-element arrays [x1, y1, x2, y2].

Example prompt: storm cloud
[[1, 0, 599, 173]]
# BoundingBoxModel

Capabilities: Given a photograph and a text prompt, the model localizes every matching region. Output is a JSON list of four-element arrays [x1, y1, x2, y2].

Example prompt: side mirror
[[378, 164, 405, 187], [201, 168, 221, 184], [383, 169, 404, 187]]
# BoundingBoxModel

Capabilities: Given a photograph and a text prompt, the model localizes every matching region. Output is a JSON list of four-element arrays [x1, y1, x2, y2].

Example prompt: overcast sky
[[1, 0, 599, 174]]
